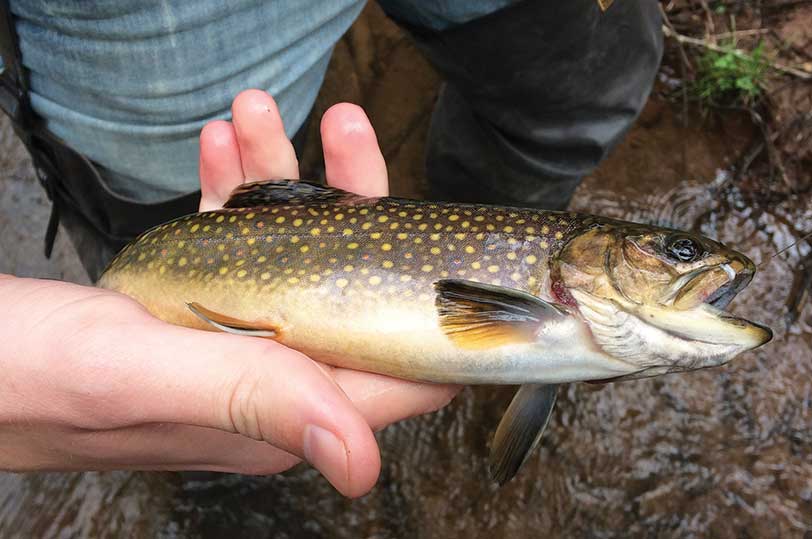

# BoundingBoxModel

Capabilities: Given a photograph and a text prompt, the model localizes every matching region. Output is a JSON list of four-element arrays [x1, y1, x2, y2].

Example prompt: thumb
[[97, 318, 381, 497]]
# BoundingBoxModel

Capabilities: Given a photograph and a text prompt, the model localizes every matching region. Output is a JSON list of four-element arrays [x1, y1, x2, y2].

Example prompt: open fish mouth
[[704, 264, 752, 310], [671, 260, 753, 312]]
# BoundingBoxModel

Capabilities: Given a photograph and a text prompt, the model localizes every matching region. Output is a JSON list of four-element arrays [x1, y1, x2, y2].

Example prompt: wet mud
[[1, 4, 810, 538]]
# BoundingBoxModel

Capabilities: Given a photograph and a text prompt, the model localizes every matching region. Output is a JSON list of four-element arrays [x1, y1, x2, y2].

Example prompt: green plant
[[693, 41, 769, 106]]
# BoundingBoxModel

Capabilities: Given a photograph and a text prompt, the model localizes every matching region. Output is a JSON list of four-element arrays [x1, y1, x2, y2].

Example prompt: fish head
[[554, 224, 772, 379]]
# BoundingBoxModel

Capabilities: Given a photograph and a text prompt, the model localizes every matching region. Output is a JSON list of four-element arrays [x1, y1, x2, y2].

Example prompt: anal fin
[[187, 302, 278, 338], [489, 383, 559, 485]]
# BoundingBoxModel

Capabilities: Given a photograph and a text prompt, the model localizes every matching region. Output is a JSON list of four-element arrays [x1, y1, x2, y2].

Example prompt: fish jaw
[[569, 288, 772, 379]]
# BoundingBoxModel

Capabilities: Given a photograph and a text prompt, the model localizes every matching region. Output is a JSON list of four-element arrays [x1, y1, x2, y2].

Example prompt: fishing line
[[758, 230, 812, 270]]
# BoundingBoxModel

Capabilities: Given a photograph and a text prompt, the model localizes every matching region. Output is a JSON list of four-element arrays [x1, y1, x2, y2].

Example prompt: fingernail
[[303, 425, 349, 491]]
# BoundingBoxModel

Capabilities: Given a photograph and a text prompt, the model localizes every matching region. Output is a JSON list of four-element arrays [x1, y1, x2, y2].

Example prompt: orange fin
[[187, 302, 278, 338], [434, 280, 567, 350]]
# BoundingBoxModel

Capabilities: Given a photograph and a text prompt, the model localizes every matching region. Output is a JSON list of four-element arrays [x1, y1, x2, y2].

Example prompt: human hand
[[0, 90, 459, 497]]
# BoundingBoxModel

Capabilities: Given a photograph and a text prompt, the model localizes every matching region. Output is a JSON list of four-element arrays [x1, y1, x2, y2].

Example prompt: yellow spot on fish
[[137, 253, 146, 261], [465, 246, 475, 254], [178, 257, 187, 267], [335, 213, 344, 220], [507, 252, 517, 260], [159, 265, 166, 274], [336, 278, 348, 288], [360, 209, 369, 215], [414, 238, 423, 244], [344, 265, 354, 272], [528, 276, 537, 287], [260, 272, 271, 281], [371, 232, 382, 240], [540, 241, 549, 249], [343, 228, 353, 236], [397, 232, 408, 240], [418, 223, 428, 231], [413, 214, 423, 221], [511, 272, 521, 282], [219, 267, 228, 275], [472, 261, 481, 269], [275, 216, 285, 224], [449, 215, 459, 221], [421, 264, 433, 272], [288, 277, 299, 284], [488, 265, 499, 273], [348, 242, 359, 249], [229, 216, 238, 223], [202, 225, 211, 232], [216, 216, 224, 223], [474, 215, 485, 222], [300, 246, 310, 253], [293, 218, 303, 227], [362, 222, 373, 230], [381, 243, 392, 251], [525, 255, 538, 264], [525, 227, 535, 234], [378, 216, 389, 223], [237, 269, 247, 278], [190, 224, 200, 233], [309, 274, 320, 282], [369, 276, 381, 286], [361, 268, 369, 275], [405, 253, 413, 259], [291, 236, 300, 243], [382, 260, 394, 268], [246, 212, 255, 220], [430, 233, 440, 241], [454, 233, 466, 240], [504, 226, 514, 233], [555, 232, 564, 240], [247, 238, 256, 246], [400, 275, 411, 282], [398, 211, 407, 217], [310, 228, 320, 236], [430, 247, 441, 255]]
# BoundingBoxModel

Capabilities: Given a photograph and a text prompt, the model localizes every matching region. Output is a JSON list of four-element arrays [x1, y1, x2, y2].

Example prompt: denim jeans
[[10, 0, 519, 202]]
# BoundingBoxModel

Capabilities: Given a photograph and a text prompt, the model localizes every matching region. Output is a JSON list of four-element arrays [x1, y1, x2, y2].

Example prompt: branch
[[662, 25, 812, 81]]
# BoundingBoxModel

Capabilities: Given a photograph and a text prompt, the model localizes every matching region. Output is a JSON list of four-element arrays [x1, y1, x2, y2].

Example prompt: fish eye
[[666, 236, 703, 263]]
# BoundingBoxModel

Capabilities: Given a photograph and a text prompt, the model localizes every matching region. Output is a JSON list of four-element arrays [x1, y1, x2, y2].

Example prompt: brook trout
[[99, 180, 772, 484]]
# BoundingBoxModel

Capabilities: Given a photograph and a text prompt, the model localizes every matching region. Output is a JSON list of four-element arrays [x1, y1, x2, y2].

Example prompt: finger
[[328, 368, 461, 432], [321, 103, 388, 197], [199, 120, 243, 211], [231, 89, 299, 181], [79, 320, 380, 498]]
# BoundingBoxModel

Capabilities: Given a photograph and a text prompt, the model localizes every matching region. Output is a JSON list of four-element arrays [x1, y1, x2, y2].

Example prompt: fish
[[98, 180, 773, 484]]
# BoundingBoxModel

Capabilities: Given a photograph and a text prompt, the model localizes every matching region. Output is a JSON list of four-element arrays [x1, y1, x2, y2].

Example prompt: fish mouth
[[704, 264, 752, 310], [671, 260, 753, 312], [659, 261, 772, 348]]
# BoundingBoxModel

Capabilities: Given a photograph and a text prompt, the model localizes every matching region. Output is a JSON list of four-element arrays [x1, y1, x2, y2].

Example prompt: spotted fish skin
[[99, 182, 630, 384]]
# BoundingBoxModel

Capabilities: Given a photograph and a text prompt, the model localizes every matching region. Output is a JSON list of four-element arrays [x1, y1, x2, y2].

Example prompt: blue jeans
[[10, 0, 518, 202]]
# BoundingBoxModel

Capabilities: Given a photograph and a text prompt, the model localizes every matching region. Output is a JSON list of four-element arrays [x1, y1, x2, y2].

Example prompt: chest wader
[[0, 1, 200, 282], [381, 0, 663, 210]]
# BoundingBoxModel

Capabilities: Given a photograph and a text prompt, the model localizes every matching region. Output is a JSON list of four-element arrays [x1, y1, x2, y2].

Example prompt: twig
[[662, 25, 812, 80]]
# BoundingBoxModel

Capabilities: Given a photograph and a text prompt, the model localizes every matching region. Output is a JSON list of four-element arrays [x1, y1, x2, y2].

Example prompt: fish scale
[[104, 196, 589, 304]]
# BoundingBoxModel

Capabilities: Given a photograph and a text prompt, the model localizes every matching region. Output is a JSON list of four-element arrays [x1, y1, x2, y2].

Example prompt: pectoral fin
[[489, 383, 559, 485], [434, 279, 567, 350], [187, 302, 278, 338]]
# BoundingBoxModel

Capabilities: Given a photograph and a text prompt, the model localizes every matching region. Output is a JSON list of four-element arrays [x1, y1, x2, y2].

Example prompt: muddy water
[[1, 96, 809, 538]]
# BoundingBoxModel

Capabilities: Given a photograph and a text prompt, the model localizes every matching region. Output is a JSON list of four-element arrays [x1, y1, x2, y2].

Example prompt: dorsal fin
[[224, 180, 374, 208]]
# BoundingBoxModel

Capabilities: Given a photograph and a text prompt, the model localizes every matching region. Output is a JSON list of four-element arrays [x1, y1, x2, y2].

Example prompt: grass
[[693, 40, 770, 106]]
